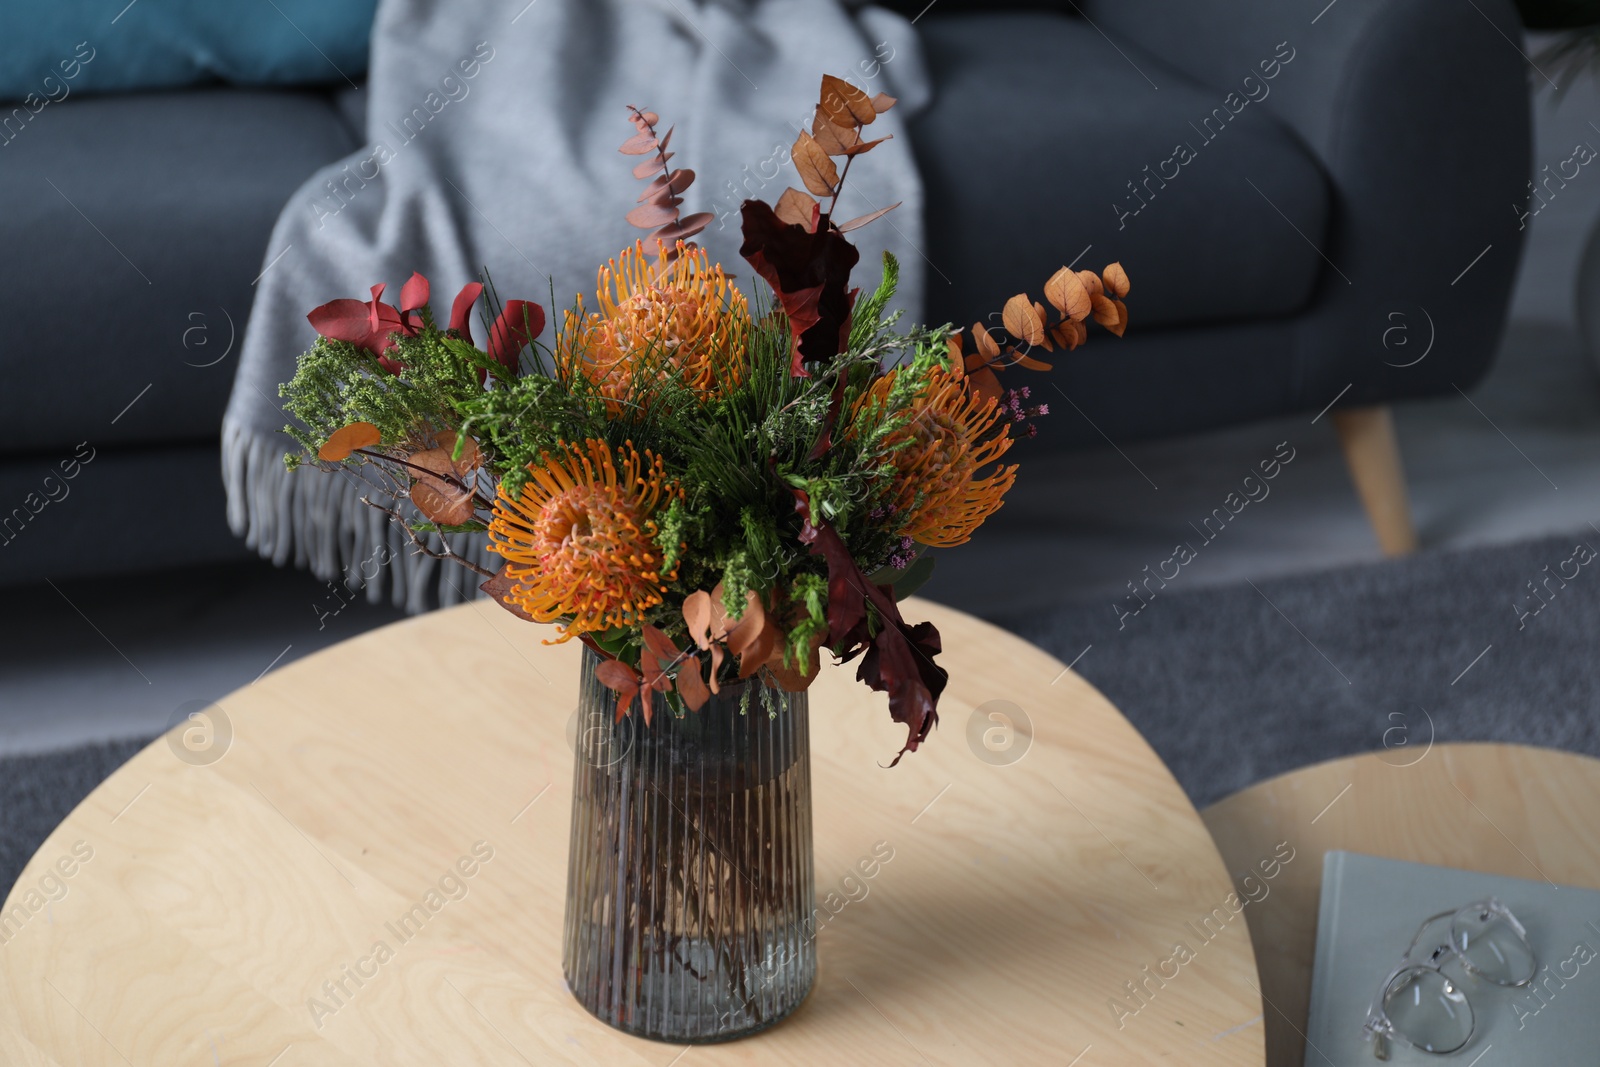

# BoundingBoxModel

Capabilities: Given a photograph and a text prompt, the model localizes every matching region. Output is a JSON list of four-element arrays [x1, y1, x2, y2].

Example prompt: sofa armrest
[[1076, 0, 1532, 407]]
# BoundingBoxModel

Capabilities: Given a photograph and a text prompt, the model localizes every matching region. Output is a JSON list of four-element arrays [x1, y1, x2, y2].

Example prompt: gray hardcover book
[[1305, 851, 1600, 1065]]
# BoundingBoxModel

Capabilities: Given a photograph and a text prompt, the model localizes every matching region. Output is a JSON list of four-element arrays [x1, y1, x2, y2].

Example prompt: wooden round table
[[1201, 742, 1600, 1067], [0, 599, 1265, 1065]]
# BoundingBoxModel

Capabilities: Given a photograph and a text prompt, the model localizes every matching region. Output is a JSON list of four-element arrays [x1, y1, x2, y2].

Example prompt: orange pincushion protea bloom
[[558, 241, 750, 411], [487, 439, 682, 640], [860, 368, 1018, 548]]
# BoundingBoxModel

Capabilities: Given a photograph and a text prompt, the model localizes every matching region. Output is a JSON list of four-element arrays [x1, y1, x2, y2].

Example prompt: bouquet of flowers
[[280, 75, 1129, 763]]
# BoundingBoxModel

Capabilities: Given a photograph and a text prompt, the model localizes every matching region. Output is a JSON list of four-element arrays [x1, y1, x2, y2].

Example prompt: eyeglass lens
[[1382, 967, 1473, 1054], [1452, 905, 1536, 985]]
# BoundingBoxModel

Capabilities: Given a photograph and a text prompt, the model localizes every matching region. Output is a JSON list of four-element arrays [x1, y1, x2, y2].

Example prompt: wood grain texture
[[1331, 406, 1418, 557], [0, 599, 1264, 1065], [1201, 742, 1600, 1067]]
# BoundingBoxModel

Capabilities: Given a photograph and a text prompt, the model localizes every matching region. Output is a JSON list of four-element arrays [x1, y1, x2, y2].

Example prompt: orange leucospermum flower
[[860, 367, 1018, 548], [558, 240, 749, 412], [487, 439, 682, 640]]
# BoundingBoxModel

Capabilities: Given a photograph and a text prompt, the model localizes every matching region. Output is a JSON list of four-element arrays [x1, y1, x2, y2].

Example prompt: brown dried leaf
[[1090, 293, 1120, 328], [1012, 351, 1053, 371], [641, 624, 680, 667], [1055, 319, 1087, 350], [1105, 297, 1129, 337], [595, 659, 641, 721], [1002, 294, 1045, 346], [683, 590, 715, 649], [676, 654, 711, 711], [707, 643, 725, 693], [408, 448, 476, 525], [318, 421, 380, 462], [972, 321, 1001, 360], [618, 131, 657, 155], [723, 592, 767, 658], [946, 333, 965, 373], [791, 130, 840, 198], [1044, 266, 1093, 321], [1078, 269, 1104, 298], [843, 135, 891, 157], [775, 187, 821, 231], [436, 430, 481, 477], [968, 366, 1003, 405], [834, 202, 899, 233], [811, 109, 862, 155], [1102, 261, 1131, 298], [820, 74, 878, 128], [479, 566, 535, 622], [871, 92, 897, 114], [738, 622, 779, 679]]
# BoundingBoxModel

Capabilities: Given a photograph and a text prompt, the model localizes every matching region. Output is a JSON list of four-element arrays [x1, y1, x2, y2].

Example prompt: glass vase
[[562, 646, 816, 1042]]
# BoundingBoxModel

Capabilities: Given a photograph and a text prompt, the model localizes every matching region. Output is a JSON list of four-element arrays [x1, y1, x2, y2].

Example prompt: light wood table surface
[[1201, 742, 1600, 1067], [0, 598, 1265, 1065]]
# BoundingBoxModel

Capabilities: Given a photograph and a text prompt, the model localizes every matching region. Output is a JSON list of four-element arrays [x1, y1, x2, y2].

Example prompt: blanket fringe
[[222, 418, 497, 614]]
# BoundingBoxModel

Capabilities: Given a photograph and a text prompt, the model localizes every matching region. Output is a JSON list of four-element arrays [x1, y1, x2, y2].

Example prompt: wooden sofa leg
[[1331, 406, 1418, 556]]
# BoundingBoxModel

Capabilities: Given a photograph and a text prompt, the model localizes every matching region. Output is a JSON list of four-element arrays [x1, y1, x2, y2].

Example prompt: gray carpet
[[6, 529, 1600, 896], [1003, 527, 1600, 806]]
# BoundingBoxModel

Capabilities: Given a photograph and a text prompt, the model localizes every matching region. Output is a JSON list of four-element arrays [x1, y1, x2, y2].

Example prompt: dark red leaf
[[739, 199, 860, 376], [792, 489, 944, 764]]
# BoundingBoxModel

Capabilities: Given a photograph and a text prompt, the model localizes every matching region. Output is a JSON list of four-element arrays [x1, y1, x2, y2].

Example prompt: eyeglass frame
[[1362, 897, 1536, 1060]]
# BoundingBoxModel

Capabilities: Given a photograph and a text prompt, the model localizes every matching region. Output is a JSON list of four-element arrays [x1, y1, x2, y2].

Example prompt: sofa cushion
[[0, 1, 375, 102], [0, 89, 357, 451], [910, 12, 1329, 333]]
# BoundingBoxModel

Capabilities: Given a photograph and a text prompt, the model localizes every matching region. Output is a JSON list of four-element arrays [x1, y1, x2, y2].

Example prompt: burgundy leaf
[[739, 199, 860, 376], [793, 489, 945, 764]]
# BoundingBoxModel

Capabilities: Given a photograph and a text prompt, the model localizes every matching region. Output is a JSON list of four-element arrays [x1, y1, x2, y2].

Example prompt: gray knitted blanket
[[222, 0, 929, 612]]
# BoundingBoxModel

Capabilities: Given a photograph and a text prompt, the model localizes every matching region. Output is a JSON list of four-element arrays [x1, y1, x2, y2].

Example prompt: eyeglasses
[[1363, 898, 1537, 1059]]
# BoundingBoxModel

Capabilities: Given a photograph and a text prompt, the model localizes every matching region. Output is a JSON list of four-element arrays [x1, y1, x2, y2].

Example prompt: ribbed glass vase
[[562, 646, 816, 1042]]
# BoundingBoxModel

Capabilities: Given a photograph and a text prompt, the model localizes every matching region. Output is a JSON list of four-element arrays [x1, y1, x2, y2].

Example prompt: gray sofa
[[0, 0, 1530, 585]]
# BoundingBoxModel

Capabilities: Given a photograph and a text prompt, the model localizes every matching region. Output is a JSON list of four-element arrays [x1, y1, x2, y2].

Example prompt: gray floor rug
[[6, 530, 1600, 896], [1002, 527, 1600, 807]]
